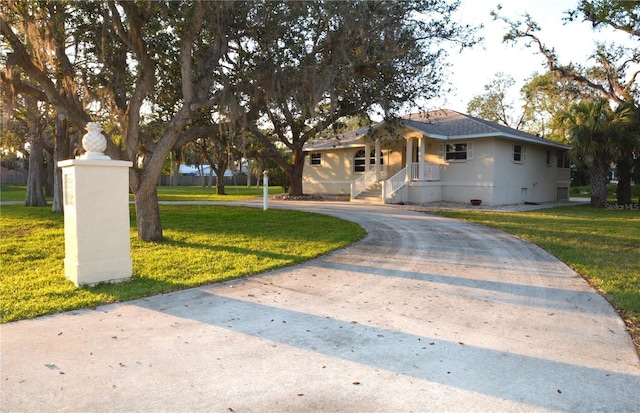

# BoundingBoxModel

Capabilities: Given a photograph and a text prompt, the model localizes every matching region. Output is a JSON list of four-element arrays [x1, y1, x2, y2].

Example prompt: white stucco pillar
[[364, 142, 371, 172], [58, 123, 133, 287], [418, 136, 426, 181], [375, 140, 381, 181], [405, 137, 413, 181]]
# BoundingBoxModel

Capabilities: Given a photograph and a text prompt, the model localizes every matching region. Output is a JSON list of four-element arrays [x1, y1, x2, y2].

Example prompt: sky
[[426, 0, 638, 114]]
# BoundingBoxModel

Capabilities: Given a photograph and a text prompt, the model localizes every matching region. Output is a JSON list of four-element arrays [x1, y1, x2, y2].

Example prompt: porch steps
[[352, 181, 383, 204]]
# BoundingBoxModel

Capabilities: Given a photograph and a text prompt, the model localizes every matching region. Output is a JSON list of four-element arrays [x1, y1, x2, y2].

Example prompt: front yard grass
[[432, 205, 640, 353], [0, 204, 366, 323], [0, 184, 282, 202], [147, 184, 285, 201]]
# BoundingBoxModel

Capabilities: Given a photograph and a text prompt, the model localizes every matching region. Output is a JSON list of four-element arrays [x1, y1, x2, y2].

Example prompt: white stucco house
[[302, 109, 572, 206]]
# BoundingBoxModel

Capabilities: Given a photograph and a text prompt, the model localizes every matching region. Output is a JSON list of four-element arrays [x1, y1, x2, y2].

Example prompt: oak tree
[[494, 1, 640, 204], [235, 0, 478, 196], [1, 1, 249, 240]]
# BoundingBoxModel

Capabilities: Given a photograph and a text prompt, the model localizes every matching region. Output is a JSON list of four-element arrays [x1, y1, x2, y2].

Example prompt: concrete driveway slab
[[2, 201, 638, 412]]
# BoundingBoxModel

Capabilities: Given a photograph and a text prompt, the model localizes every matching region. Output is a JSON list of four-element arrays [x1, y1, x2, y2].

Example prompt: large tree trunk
[[170, 150, 180, 187], [134, 182, 163, 242], [589, 161, 610, 207], [25, 123, 47, 207], [215, 175, 225, 195], [52, 118, 70, 213], [615, 154, 632, 205], [43, 150, 54, 197], [287, 147, 306, 196], [213, 159, 227, 195]]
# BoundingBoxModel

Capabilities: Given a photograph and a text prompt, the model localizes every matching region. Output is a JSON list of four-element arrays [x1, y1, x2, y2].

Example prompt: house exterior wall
[[302, 148, 353, 194], [407, 182, 442, 203], [438, 138, 497, 205], [427, 137, 570, 206], [491, 139, 571, 205], [303, 128, 571, 205], [386, 143, 405, 177], [302, 137, 405, 194]]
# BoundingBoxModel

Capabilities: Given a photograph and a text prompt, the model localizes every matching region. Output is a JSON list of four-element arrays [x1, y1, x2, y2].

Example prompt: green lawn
[[3, 185, 638, 352], [0, 185, 33, 201], [0, 184, 282, 202], [432, 205, 640, 352], [143, 184, 285, 201], [0, 203, 365, 323], [570, 184, 640, 200]]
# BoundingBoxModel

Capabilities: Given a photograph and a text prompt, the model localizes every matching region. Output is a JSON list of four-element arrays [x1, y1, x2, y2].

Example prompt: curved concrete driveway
[[2, 201, 639, 412]]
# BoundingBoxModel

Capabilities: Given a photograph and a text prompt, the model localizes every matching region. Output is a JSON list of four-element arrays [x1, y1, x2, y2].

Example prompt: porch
[[351, 135, 442, 203]]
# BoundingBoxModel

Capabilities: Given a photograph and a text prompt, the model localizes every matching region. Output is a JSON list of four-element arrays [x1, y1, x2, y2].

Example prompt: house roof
[[305, 109, 570, 151], [401, 109, 570, 149], [303, 123, 382, 151]]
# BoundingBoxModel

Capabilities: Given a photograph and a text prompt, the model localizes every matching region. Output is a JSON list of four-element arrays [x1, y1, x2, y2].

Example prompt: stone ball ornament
[[81, 122, 110, 160]]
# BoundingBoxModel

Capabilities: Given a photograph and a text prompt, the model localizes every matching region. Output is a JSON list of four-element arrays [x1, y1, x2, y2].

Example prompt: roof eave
[[419, 131, 571, 149], [498, 133, 571, 149], [402, 124, 448, 140]]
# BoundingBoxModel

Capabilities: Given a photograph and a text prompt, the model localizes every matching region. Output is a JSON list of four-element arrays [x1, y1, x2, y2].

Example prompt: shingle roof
[[303, 124, 381, 151], [305, 109, 570, 151], [401, 109, 569, 148]]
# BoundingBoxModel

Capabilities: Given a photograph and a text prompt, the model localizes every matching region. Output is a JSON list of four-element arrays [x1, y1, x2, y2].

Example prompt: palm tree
[[555, 98, 634, 207]]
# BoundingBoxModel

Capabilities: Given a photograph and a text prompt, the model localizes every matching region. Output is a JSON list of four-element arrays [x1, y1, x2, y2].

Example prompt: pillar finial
[[81, 122, 110, 160]]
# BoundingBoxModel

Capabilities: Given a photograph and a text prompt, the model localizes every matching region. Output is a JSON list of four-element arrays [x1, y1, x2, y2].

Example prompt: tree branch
[[495, 12, 627, 104], [0, 14, 89, 130]]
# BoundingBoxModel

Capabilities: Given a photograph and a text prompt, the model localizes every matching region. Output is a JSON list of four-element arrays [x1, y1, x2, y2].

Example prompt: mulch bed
[[271, 193, 350, 202]]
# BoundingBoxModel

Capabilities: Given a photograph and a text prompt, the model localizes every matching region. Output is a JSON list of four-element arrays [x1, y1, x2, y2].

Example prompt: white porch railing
[[409, 162, 440, 181], [350, 166, 378, 199], [382, 167, 407, 202]]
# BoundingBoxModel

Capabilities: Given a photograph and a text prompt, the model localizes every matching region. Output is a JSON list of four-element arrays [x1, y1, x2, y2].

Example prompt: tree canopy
[[2, 1, 251, 241], [555, 98, 635, 206], [490, 0, 639, 204], [2, 0, 480, 231], [234, 0, 479, 196], [467, 73, 526, 131]]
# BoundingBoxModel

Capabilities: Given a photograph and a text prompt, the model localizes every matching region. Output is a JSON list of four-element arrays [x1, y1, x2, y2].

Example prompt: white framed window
[[369, 150, 384, 165], [439, 142, 473, 161], [512, 144, 526, 163], [310, 152, 322, 166], [546, 150, 552, 166], [354, 149, 366, 172], [557, 150, 570, 168]]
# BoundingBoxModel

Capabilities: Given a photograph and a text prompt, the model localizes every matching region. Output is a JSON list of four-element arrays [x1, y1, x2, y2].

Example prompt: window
[[310, 152, 322, 166], [557, 150, 570, 168], [512, 144, 525, 163], [546, 150, 552, 166], [354, 149, 366, 172], [442, 142, 472, 160], [447, 143, 467, 160], [369, 150, 383, 165]]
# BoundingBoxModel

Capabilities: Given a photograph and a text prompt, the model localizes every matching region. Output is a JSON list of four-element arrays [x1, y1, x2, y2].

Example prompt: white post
[[419, 136, 426, 181], [263, 170, 269, 210], [58, 122, 133, 287], [364, 142, 371, 172], [375, 140, 381, 181], [405, 137, 412, 181]]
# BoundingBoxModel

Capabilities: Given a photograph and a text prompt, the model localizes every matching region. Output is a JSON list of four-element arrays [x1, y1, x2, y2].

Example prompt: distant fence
[[1, 168, 27, 185], [159, 174, 250, 187]]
